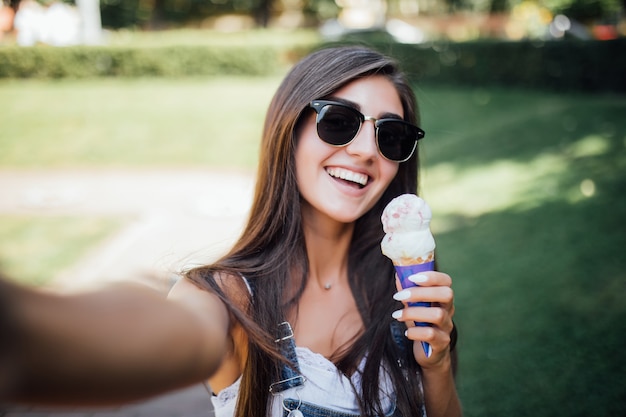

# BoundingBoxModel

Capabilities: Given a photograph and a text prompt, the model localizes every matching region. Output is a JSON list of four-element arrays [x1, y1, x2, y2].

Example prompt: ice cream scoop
[[381, 194, 436, 357]]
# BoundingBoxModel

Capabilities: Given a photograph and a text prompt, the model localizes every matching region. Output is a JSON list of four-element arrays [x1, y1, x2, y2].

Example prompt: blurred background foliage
[[93, 0, 623, 30], [1, 0, 624, 41], [1, 0, 624, 92]]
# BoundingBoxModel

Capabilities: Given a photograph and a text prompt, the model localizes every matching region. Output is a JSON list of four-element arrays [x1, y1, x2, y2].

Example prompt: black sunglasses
[[309, 100, 425, 162]]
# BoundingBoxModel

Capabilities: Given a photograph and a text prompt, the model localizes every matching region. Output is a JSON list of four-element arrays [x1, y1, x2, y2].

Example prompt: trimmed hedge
[[382, 38, 626, 93], [0, 45, 283, 78], [1, 38, 624, 92]]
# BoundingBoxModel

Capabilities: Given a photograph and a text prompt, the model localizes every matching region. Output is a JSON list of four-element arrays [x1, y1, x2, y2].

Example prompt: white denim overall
[[211, 320, 413, 417], [210, 278, 414, 417]]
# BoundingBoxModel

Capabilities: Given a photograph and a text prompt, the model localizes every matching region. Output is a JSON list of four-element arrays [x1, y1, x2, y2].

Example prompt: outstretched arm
[[0, 275, 229, 406]]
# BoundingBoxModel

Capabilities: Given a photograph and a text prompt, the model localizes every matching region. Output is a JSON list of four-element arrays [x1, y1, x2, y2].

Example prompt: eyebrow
[[325, 96, 404, 120]]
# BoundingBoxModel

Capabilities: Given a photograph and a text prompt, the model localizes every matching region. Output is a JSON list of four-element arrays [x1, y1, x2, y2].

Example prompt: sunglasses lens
[[316, 105, 361, 146], [377, 121, 420, 162]]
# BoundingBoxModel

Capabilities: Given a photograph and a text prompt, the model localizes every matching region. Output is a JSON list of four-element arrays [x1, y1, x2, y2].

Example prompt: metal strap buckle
[[269, 375, 306, 394], [275, 321, 294, 343]]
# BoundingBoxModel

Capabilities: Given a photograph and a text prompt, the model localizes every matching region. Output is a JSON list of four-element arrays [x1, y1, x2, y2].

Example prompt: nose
[[345, 119, 378, 160]]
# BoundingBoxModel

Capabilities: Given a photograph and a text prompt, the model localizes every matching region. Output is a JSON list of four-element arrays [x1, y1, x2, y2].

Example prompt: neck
[[301, 209, 354, 291]]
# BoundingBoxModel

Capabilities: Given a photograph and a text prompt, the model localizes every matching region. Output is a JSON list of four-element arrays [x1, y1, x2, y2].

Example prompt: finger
[[393, 286, 454, 305], [406, 326, 452, 353], [405, 271, 452, 287], [392, 306, 454, 332]]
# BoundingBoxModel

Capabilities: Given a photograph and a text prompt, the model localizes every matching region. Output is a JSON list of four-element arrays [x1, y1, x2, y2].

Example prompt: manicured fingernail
[[409, 274, 428, 284], [391, 309, 403, 319], [393, 290, 411, 301]]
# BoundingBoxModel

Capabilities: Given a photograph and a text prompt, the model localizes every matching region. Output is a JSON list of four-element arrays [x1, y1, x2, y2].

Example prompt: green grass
[[417, 87, 626, 416], [0, 79, 625, 415], [0, 216, 124, 286], [0, 77, 281, 169]]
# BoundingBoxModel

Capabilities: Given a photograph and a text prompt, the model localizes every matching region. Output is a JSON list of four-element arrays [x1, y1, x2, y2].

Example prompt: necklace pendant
[[324, 283, 332, 290], [288, 410, 304, 417]]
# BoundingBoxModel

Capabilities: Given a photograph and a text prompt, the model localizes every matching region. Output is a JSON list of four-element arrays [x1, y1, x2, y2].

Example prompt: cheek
[[295, 113, 320, 154], [380, 161, 400, 189], [295, 116, 336, 169]]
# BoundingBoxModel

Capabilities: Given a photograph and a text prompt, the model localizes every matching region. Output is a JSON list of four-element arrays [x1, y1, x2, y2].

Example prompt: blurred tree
[[490, 0, 509, 12], [33, 0, 624, 32], [543, 0, 622, 22], [146, 0, 166, 29], [99, 0, 276, 28], [443, 0, 467, 12], [563, 0, 621, 21], [100, 0, 142, 28], [253, 0, 272, 27]]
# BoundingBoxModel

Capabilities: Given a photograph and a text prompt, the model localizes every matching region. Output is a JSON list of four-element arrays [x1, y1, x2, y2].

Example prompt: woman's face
[[295, 75, 402, 225]]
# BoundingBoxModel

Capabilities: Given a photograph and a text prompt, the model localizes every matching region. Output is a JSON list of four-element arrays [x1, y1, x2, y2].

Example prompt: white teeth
[[326, 167, 368, 186]]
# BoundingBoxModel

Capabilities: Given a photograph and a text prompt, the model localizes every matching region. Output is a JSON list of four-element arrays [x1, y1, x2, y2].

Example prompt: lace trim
[[212, 376, 241, 407], [295, 346, 339, 373]]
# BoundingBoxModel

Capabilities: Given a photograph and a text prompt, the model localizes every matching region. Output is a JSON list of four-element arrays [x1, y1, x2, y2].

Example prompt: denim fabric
[[270, 322, 305, 394], [390, 321, 408, 356], [281, 399, 401, 417]]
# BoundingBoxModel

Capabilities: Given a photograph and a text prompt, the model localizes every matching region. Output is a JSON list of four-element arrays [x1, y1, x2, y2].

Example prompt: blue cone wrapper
[[395, 260, 435, 358]]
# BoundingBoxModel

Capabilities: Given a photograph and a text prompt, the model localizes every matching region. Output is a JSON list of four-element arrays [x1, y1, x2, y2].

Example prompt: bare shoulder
[[164, 276, 230, 341], [169, 271, 252, 313]]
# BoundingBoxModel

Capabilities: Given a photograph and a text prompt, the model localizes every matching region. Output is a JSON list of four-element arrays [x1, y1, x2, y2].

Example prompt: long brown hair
[[187, 45, 424, 417]]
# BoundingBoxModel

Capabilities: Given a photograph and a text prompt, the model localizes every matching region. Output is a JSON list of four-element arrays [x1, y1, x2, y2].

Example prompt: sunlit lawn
[[0, 216, 125, 286], [0, 77, 281, 168], [0, 78, 625, 416], [416, 86, 626, 416]]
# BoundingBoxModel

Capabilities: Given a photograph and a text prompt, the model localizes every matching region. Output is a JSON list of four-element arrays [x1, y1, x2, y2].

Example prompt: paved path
[[0, 169, 254, 291], [0, 168, 256, 416], [2, 384, 214, 417]]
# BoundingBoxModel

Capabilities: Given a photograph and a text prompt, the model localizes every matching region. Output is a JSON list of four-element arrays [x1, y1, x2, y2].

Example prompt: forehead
[[330, 75, 404, 118]]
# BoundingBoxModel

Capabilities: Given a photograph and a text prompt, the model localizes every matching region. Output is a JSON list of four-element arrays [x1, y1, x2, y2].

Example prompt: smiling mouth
[[326, 167, 369, 189]]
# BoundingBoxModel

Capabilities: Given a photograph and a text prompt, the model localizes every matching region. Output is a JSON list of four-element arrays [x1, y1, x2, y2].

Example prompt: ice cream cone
[[393, 254, 435, 358]]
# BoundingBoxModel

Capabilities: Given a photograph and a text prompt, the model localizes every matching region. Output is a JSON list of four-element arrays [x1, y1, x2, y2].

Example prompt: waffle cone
[[392, 251, 434, 266]]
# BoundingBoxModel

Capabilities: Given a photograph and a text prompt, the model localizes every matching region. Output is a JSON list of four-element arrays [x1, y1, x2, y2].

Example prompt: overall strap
[[243, 276, 305, 394], [269, 321, 306, 394]]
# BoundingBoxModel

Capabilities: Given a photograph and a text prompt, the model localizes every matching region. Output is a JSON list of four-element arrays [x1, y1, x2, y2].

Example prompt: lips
[[326, 167, 369, 189]]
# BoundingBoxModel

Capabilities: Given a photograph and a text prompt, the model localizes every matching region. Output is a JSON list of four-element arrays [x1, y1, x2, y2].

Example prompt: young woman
[[1, 46, 460, 417]]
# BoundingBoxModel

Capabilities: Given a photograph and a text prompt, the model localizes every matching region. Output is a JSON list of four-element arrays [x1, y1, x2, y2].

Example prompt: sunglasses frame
[[309, 99, 425, 162]]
